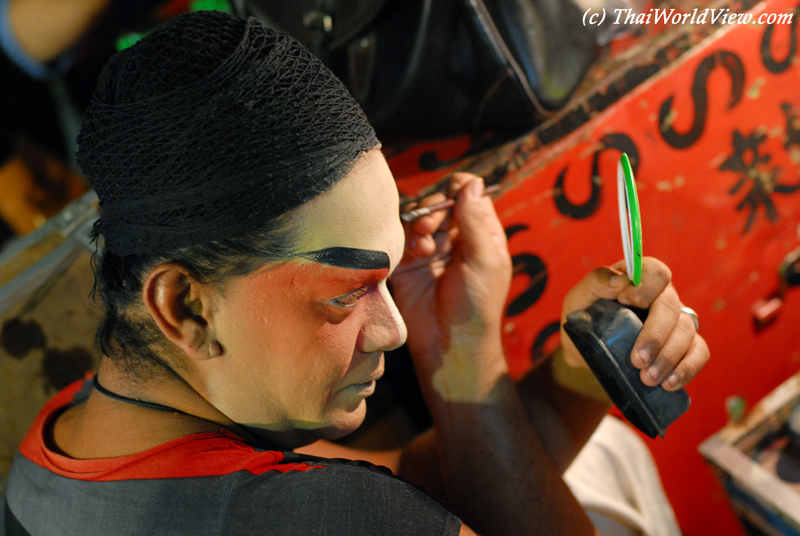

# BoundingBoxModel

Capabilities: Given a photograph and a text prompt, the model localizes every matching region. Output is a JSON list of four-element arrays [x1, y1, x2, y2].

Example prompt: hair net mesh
[[77, 10, 379, 256]]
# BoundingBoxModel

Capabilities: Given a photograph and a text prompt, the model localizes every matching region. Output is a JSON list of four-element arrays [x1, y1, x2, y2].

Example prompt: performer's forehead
[[290, 150, 404, 274]]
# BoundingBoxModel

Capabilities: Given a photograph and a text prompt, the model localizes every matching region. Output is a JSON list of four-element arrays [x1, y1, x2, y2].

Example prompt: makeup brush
[[401, 184, 501, 222]]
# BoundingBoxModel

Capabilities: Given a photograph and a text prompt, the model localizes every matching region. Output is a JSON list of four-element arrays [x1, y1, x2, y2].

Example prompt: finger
[[609, 259, 626, 272], [558, 267, 624, 369], [637, 304, 694, 386], [400, 225, 458, 268], [616, 257, 672, 308], [630, 282, 681, 372], [449, 172, 482, 195], [660, 334, 710, 391], [479, 188, 507, 246], [561, 266, 630, 320], [403, 215, 433, 260], [452, 177, 502, 268], [408, 192, 450, 236], [450, 172, 507, 253], [403, 193, 450, 259], [406, 233, 437, 258]]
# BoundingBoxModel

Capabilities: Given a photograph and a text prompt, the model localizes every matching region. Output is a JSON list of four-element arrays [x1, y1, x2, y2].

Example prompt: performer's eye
[[329, 286, 369, 309]]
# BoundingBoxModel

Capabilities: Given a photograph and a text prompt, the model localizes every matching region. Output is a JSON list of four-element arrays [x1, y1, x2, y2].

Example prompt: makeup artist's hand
[[560, 257, 709, 390], [391, 173, 512, 399], [392, 176, 601, 536]]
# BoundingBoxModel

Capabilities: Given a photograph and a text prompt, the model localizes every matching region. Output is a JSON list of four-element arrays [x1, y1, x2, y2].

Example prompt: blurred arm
[[6, 0, 108, 62]]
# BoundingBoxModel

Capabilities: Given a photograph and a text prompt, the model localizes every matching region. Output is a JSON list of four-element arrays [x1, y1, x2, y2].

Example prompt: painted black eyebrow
[[301, 247, 390, 270]]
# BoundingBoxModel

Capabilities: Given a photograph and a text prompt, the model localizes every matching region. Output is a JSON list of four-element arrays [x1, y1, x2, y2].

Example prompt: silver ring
[[680, 306, 699, 331]]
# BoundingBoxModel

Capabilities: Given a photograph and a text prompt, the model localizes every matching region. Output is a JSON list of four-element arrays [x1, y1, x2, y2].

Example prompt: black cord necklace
[[91, 374, 280, 451], [92, 374, 194, 417]]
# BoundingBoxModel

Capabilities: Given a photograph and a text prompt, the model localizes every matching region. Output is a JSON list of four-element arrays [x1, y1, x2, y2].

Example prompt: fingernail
[[618, 295, 631, 306], [665, 374, 680, 389], [468, 179, 483, 197], [637, 348, 651, 367], [647, 365, 660, 383]]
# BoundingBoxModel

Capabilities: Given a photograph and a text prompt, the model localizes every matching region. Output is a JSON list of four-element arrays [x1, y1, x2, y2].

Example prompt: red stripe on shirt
[[18, 379, 323, 481]]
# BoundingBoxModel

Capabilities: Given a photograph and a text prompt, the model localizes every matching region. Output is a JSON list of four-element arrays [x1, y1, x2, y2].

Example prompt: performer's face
[[206, 150, 407, 445]]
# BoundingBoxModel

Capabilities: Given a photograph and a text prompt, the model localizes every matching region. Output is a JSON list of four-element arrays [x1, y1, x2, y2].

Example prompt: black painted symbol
[[530, 321, 561, 366], [554, 133, 639, 219], [783, 102, 800, 149], [416, 131, 520, 171], [553, 167, 601, 219], [505, 225, 548, 318], [660, 51, 745, 149], [720, 128, 800, 233], [761, 5, 800, 73]]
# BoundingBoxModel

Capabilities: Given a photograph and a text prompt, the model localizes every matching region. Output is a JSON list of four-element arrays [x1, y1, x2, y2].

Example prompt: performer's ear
[[142, 263, 219, 361]]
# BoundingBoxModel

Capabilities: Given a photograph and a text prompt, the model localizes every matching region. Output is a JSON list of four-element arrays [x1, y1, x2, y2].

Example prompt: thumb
[[452, 178, 495, 267], [562, 266, 629, 321]]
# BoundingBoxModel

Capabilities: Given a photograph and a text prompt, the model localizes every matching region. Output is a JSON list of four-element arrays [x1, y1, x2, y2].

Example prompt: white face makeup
[[199, 150, 407, 446]]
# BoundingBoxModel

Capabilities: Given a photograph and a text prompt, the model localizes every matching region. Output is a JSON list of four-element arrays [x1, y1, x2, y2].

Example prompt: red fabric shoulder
[[18, 379, 322, 482]]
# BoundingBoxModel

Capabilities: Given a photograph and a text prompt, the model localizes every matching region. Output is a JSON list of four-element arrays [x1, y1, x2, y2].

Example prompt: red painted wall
[[389, 2, 800, 532]]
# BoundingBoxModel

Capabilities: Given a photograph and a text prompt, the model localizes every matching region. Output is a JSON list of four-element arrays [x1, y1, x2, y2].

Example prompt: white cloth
[[565, 415, 682, 536]]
